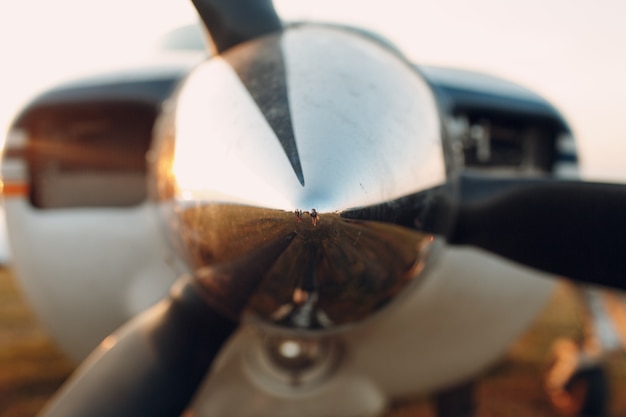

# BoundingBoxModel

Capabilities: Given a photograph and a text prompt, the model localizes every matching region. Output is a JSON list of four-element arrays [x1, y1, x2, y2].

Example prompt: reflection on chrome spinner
[[152, 24, 455, 331], [186, 205, 436, 328]]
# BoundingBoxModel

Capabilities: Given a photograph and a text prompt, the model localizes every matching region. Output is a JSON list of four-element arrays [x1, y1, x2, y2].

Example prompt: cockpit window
[[19, 102, 156, 208]]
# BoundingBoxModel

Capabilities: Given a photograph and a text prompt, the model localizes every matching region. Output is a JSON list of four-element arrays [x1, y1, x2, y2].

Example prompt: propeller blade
[[448, 173, 626, 289], [191, 0, 282, 53], [38, 276, 237, 417]]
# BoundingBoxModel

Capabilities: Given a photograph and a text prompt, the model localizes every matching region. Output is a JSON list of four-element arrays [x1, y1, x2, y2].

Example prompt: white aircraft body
[[3, 5, 607, 416]]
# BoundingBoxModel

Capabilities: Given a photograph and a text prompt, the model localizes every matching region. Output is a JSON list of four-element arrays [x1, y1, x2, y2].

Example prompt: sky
[[1, 0, 626, 180]]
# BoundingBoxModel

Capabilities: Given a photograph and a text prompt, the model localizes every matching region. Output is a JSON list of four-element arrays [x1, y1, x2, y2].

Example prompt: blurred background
[[1, 0, 626, 416], [2, 0, 626, 179]]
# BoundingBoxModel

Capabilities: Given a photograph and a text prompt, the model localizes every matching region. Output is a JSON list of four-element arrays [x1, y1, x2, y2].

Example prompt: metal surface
[[153, 25, 450, 330], [182, 204, 437, 328]]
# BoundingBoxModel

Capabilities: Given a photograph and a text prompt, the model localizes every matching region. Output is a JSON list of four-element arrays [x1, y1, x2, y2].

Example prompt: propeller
[[37, 1, 282, 416], [38, 276, 236, 417], [449, 173, 626, 290], [191, 0, 281, 53], [35, 1, 626, 416]]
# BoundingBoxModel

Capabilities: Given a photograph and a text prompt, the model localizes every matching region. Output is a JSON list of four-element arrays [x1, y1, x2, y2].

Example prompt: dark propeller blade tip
[[192, 0, 282, 53], [39, 276, 237, 417], [450, 174, 626, 290]]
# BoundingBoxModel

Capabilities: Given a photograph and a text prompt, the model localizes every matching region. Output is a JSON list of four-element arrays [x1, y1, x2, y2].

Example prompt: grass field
[[0, 268, 73, 417], [2, 266, 626, 417]]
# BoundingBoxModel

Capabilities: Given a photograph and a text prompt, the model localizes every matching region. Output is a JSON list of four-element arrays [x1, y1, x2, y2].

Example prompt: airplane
[[3, 1, 626, 416]]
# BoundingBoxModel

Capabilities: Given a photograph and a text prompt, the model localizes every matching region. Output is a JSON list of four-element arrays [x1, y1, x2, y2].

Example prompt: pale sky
[[1, 0, 626, 180]]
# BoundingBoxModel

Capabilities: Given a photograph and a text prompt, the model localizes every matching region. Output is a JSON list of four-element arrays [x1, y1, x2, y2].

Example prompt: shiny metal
[[152, 24, 455, 330], [179, 204, 437, 328], [245, 333, 342, 390]]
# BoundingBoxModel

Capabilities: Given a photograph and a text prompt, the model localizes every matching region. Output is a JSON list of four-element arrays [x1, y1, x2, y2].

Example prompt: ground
[[0, 268, 73, 417], [2, 266, 626, 417]]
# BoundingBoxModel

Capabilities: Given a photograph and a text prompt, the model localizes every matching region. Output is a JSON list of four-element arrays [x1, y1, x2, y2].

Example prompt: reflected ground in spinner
[[177, 204, 436, 330]]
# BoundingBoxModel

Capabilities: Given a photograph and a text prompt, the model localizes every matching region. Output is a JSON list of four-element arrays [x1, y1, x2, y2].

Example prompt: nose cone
[[154, 25, 450, 330]]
